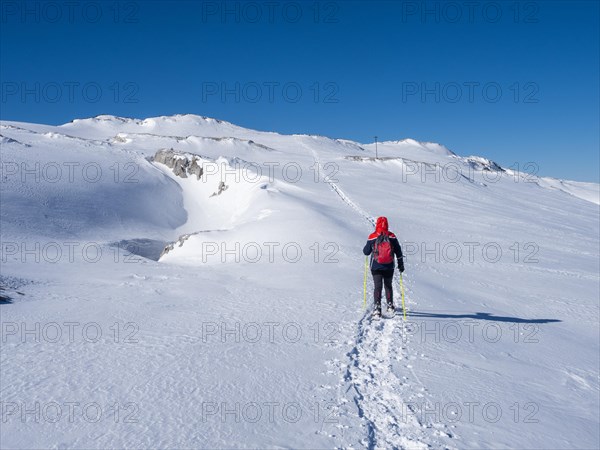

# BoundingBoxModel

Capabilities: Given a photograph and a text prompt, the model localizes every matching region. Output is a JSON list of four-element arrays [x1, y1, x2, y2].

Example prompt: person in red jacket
[[363, 216, 404, 317]]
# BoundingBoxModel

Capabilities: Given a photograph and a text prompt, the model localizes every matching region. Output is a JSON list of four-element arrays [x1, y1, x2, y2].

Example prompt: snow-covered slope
[[1, 115, 598, 449]]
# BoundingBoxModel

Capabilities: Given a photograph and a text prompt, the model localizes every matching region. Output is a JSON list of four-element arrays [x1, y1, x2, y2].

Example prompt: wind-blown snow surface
[[1, 114, 598, 449]]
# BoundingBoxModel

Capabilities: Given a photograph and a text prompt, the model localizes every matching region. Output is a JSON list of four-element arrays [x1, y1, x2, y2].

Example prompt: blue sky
[[1, 1, 598, 182]]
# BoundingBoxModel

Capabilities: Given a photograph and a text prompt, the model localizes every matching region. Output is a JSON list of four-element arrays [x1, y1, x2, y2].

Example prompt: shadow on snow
[[0, 293, 14, 304], [408, 311, 562, 324]]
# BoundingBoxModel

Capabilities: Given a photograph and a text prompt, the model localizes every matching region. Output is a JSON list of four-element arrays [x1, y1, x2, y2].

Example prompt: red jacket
[[363, 216, 404, 271], [367, 216, 397, 240]]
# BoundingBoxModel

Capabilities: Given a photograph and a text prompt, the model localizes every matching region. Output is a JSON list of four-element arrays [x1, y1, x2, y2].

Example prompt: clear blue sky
[[1, 1, 598, 181]]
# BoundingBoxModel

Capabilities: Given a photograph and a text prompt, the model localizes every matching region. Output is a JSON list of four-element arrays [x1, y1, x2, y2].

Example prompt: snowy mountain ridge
[[1, 114, 598, 449]]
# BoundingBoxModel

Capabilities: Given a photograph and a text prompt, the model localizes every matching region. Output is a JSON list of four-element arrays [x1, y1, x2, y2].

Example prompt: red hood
[[375, 216, 389, 234]]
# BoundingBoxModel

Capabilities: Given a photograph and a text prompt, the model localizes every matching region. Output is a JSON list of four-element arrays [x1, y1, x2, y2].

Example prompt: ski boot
[[372, 305, 382, 319]]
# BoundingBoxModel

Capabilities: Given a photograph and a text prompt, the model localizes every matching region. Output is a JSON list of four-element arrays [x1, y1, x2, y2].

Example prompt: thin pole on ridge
[[363, 256, 368, 309], [400, 273, 407, 320]]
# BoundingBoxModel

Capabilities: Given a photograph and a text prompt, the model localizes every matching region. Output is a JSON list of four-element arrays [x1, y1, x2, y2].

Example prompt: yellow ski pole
[[400, 273, 407, 320], [363, 256, 368, 309]]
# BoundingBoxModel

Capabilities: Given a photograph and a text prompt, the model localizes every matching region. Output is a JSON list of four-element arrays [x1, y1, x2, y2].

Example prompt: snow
[[1, 114, 598, 449], [536, 177, 600, 205]]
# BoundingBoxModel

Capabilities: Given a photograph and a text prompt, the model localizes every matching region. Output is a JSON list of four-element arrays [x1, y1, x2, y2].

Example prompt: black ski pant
[[372, 269, 394, 310]]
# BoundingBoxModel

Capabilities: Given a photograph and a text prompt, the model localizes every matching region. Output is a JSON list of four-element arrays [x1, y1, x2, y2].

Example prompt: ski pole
[[363, 256, 368, 309], [400, 273, 406, 320]]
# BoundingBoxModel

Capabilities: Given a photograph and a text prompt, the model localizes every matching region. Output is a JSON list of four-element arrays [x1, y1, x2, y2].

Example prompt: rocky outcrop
[[153, 148, 204, 180], [210, 181, 229, 197], [465, 156, 505, 172], [0, 134, 31, 147], [160, 232, 197, 257]]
